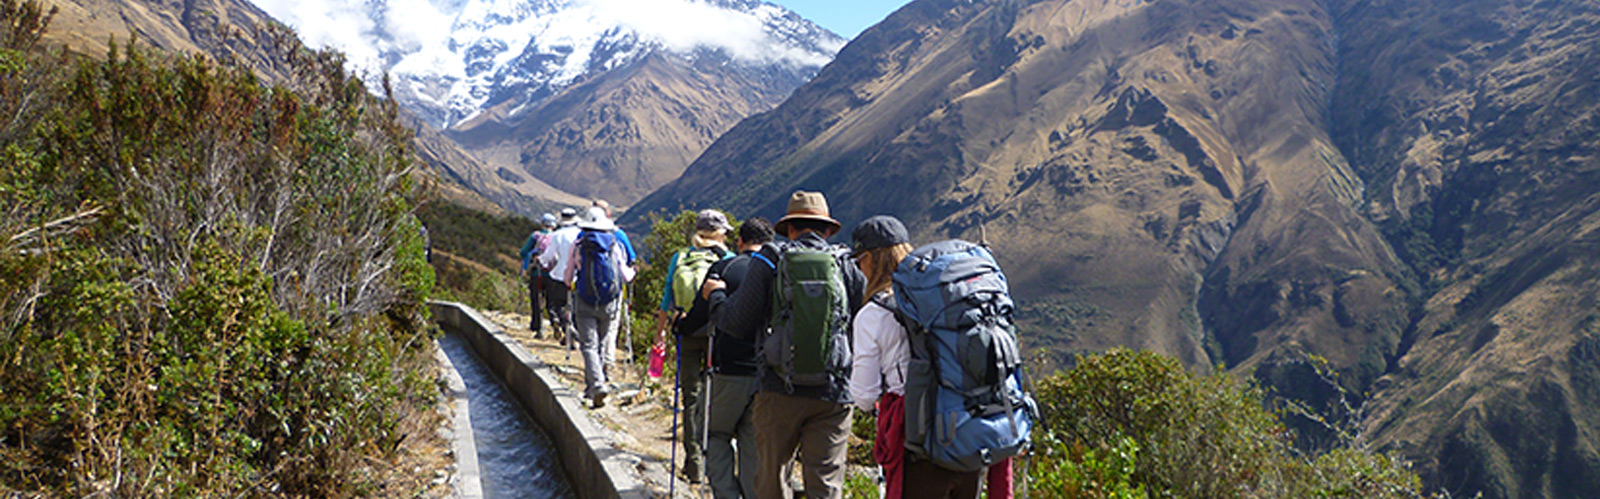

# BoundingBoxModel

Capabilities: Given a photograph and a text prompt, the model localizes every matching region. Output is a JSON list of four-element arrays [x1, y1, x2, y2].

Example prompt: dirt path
[[478, 309, 883, 498]]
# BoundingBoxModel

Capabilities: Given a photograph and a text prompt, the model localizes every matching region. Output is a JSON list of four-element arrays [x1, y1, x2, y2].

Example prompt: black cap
[[851, 215, 909, 256]]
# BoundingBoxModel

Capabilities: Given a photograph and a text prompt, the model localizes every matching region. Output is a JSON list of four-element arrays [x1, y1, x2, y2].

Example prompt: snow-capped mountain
[[391, 0, 844, 128], [252, 0, 844, 205]]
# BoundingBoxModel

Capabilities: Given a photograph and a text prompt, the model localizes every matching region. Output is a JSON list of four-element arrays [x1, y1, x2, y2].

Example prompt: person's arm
[[654, 252, 684, 341], [849, 305, 889, 413], [519, 234, 537, 272], [717, 243, 778, 340], [842, 253, 868, 318], [614, 229, 637, 266]]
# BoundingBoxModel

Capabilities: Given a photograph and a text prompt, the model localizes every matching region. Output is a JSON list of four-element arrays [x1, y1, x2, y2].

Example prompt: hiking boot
[[591, 392, 607, 409]]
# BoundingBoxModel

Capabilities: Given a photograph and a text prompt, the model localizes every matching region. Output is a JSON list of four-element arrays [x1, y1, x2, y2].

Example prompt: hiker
[[885, 237, 1036, 496], [847, 215, 982, 498], [711, 191, 866, 499], [562, 206, 635, 408], [695, 217, 775, 498], [538, 207, 582, 345], [519, 213, 558, 337], [592, 199, 637, 367], [654, 209, 735, 484]]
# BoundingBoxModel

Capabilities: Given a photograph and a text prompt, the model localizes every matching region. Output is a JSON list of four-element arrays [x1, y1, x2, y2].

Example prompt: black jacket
[[716, 232, 866, 404], [705, 251, 759, 376]]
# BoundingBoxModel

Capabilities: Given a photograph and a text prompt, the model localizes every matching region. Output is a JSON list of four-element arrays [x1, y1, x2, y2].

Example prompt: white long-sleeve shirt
[[850, 299, 908, 413], [538, 225, 580, 275]]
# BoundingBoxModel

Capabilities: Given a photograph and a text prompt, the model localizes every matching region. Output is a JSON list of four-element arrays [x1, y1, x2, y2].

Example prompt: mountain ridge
[[626, 0, 1600, 496]]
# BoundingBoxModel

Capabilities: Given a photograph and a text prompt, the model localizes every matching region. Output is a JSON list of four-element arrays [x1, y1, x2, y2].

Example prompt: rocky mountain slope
[[628, 0, 1600, 496], [1329, 1, 1600, 497], [37, 0, 577, 217], [257, 0, 846, 207]]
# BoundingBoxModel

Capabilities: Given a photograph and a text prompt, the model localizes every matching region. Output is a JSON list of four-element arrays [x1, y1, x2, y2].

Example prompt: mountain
[[255, 0, 846, 208], [626, 0, 1600, 496], [37, 0, 582, 219]]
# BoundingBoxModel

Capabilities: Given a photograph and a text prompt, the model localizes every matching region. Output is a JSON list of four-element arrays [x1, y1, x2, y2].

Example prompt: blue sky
[[771, 0, 914, 39]]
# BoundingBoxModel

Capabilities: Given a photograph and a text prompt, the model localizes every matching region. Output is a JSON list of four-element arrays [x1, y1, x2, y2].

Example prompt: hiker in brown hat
[[708, 191, 866, 499]]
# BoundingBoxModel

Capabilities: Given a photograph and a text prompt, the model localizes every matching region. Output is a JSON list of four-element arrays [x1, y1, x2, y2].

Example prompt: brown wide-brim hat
[[773, 190, 842, 237]]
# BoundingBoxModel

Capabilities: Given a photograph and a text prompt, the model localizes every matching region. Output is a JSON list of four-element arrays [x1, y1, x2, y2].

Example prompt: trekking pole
[[622, 282, 635, 366], [700, 335, 714, 465], [669, 334, 681, 498]]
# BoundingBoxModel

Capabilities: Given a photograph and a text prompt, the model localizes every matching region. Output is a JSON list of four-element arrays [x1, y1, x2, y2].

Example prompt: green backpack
[[763, 245, 852, 389], [671, 248, 724, 312]]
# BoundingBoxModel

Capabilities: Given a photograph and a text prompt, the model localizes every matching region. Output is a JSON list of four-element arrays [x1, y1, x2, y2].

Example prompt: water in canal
[[439, 333, 576, 498]]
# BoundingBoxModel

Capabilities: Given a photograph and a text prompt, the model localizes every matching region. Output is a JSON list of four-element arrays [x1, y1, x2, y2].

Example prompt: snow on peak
[[249, 0, 844, 127]]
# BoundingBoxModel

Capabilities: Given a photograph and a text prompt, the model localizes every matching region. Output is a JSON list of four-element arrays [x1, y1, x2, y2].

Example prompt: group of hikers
[[518, 191, 1036, 499]]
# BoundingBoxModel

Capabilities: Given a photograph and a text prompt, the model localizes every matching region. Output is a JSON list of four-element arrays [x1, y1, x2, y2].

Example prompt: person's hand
[[701, 278, 725, 300]]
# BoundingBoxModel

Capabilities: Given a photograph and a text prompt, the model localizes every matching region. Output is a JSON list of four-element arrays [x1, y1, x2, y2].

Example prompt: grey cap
[[695, 209, 733, 233]]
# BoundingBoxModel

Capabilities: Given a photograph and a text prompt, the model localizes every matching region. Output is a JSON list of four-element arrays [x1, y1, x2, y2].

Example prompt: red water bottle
[[648, 341, 666, 379]]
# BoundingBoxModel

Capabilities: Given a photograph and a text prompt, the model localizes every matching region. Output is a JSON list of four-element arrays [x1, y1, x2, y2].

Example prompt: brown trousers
[[751, 391, 852, 499]]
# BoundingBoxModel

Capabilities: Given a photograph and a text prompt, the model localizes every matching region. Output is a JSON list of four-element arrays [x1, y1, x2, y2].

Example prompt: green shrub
[[0, 2, 437, 495], [1027, 349, 1435, 498]]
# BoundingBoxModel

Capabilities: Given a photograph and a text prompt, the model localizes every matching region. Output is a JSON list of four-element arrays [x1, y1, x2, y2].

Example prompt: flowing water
[[438, 333, 576, 498]]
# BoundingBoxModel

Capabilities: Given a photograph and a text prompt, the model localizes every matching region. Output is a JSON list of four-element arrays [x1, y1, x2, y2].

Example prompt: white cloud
[[252, 0, 381, 69]]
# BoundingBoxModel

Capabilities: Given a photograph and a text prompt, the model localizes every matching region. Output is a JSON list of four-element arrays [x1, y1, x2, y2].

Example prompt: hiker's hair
[[861, 243, 913, 303], [739, 217, 774, 245], [786, 218, 835, 235]]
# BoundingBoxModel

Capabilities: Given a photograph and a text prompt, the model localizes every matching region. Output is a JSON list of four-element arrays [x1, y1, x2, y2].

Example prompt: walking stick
[[669, 333, 682, 498], [622, 282, 634, 366]]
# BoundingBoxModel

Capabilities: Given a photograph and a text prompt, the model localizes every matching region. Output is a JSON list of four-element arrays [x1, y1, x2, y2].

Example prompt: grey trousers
[[705, 374, 759, 499], [751, 391, 853, 499], [572, 297, 619, 399]]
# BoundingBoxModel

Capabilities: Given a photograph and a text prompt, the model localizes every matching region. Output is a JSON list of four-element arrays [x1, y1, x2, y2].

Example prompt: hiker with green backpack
[[709, 191, 866, 499], [654, 209, 735, 484]]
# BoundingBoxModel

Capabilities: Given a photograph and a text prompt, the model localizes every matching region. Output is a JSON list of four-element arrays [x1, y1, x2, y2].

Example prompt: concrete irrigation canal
[[431, 301, 657, 499]]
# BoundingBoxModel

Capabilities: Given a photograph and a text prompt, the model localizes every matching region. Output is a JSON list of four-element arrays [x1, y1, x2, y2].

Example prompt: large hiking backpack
[[892, 240, 1036, 472], [764, 244, 852, 389], [671, 248, 724, 312], [574, 229, 621, 306]]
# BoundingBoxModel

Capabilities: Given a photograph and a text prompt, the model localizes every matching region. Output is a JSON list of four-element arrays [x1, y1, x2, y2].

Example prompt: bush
[[1027, 349, 1436, 498], [0, 2, 437, 495]]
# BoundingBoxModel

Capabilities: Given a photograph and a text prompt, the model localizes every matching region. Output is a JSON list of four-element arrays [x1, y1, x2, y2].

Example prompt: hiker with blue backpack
[[845, 215, 982, 497], [653, 209, 735, 484], [560, 206, 635, 408], [854, 218, 1037, 498], [711, 191, 866, 499]]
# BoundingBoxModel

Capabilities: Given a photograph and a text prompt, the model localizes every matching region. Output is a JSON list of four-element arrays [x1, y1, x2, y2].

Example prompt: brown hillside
[[447, 50, 814, 207], [628, 0, 1600, 496], [1330, 1, 1600, 497]]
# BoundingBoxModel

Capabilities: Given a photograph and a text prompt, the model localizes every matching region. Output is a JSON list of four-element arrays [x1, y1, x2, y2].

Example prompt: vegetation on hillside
[[1, 1, 439, 495], [1027, 349, 1436, 498], [417, 200, 540, 313]]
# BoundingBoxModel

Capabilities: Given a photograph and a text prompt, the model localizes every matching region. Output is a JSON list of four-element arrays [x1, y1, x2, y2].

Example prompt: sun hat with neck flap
[[773, 190, 842, 237]]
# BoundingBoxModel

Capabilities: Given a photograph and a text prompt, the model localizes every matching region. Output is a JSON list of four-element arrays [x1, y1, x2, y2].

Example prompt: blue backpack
[[575, 229, 621, 306], [891, 240, 1036, 472]]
